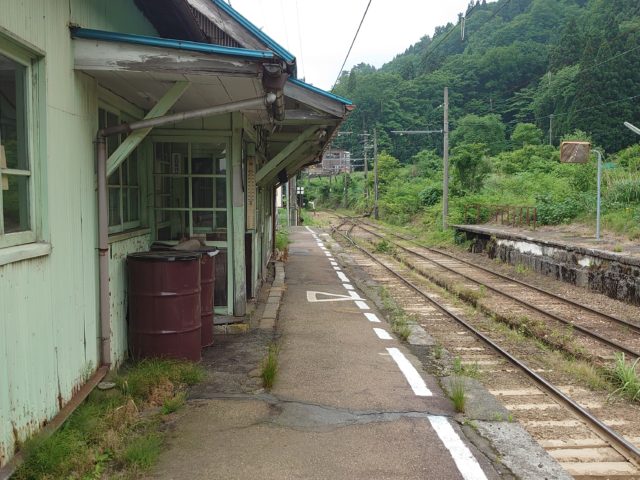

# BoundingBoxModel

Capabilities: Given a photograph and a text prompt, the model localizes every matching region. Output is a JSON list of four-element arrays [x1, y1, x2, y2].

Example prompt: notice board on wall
[[246, 156, 256, 230]]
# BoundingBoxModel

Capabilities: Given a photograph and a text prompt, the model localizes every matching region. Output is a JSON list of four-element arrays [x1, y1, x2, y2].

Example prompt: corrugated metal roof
[[211, 0, 296, 64], [70, 28, 276, 60], [288, 78, 353, 106]]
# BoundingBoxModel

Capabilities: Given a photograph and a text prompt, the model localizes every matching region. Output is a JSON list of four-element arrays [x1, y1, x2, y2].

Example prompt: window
[[98, 107, 142, 234], [154, 142, 227, 242], [0, 46, 40, 249]]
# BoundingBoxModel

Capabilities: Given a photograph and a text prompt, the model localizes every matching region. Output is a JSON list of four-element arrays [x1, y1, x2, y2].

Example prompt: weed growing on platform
[[515, 263, 528, 274], [450, 377, 467, 413], [610, 353, 640, 402], [262, 344, 280, 389], [14, 359, 203, 480], [452, 357, 480, 379], [161, 392, 187, 415]]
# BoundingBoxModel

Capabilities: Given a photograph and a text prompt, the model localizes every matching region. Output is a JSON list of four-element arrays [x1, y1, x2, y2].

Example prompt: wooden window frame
[[0, 38, 44, 250]]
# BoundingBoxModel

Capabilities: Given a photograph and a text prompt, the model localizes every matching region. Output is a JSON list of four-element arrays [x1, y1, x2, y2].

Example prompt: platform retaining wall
[[456, 226, 640, 306]]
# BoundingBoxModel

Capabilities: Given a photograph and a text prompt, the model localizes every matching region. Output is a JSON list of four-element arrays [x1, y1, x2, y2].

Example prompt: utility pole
[[443, 86, 449, 230], [549, 114, 554, 146], [373, 127, 379, 220], [363, 137, 369, 198]]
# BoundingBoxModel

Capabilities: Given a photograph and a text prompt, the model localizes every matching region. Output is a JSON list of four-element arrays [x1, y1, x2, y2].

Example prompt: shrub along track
[[329, 217, 640, 479], [351, 219, 640, 365]]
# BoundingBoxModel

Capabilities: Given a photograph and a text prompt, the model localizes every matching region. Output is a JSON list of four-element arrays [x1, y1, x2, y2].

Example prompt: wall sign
[[246, 156, 256, 230]]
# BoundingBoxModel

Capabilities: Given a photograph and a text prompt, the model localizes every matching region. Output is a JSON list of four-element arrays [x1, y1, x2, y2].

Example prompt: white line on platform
[[320, 246, 327, 251], [330, 261, 338, 266], [355, 300, 369, 310], [348, 291, 362, 300], [305, 226, 314, 233], [337, 272, 349, 282], [386, 347, 432, 397], [343, 283, 354, 290], [325, 252, 331, 257], [428, 416, 488, 480], [364, 312, 381, 323], [333, 266, 341, 271], [373, 328, 392, 340]]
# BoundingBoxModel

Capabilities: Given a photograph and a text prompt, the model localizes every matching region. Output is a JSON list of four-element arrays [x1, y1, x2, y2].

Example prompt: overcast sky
[[228, 0, 490, 90]]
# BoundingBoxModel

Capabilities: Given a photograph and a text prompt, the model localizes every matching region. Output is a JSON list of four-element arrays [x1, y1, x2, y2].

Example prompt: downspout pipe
[[95, 93, 277, 368]]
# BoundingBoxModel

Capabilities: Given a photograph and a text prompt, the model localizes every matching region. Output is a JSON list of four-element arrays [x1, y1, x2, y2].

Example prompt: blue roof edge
[[288, 78, 353, 106], [71, 27, 276, 60], [211, 0, 296, 65]]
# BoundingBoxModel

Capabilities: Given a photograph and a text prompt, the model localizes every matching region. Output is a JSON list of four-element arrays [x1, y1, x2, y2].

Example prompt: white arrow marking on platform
[[306, 291, 360, 303]]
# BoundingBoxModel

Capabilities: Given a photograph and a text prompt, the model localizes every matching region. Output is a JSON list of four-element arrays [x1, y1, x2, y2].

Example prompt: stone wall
[[459, 227, 640, 306]]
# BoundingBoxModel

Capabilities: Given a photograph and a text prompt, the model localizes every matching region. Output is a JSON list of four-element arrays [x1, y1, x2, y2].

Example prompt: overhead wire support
[[391, 130, 443, 135], [331, 0, 373, 90]]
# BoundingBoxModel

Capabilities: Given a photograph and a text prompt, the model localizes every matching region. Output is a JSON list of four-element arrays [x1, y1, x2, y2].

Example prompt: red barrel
[[128, 251, 202, 362], [197, 249, 218, 348]]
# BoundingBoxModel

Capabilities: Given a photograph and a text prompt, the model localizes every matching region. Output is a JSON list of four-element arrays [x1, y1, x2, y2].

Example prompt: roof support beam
[[106, 81, 190, 177], [256, 126, 317, 186]]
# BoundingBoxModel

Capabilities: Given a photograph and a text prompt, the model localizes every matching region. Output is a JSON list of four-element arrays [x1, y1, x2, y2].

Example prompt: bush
[[419, 186, 442, 206], [536, 194, 584, 224]]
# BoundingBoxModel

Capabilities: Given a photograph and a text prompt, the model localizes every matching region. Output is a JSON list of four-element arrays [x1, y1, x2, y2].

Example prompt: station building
[[0, 0, 351, 467]]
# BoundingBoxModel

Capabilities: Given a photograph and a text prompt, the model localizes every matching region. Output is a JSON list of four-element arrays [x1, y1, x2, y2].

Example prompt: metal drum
[[197, 249, 218, 348], [128, 251, 202, 362]]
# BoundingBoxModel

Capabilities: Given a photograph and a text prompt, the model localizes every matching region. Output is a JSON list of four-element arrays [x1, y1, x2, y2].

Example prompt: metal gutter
[[211, 0, 296, 64], [70, 27, 276, 60], [288, 78, 354, 106]]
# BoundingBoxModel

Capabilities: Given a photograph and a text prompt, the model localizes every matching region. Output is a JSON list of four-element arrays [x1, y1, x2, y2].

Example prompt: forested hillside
[[304, 0, 640, 239], [332, 0, 640, 159]]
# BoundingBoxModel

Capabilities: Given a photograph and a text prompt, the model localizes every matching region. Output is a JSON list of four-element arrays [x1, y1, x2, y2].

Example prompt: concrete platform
[[146, 227, 497, 480]]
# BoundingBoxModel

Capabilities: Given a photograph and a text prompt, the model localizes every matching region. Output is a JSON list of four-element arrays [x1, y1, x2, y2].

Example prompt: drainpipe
[[96, 135, 111, 367], [95, 94, 277, 368]]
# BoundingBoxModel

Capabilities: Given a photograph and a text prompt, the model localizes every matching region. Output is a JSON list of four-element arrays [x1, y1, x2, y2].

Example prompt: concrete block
[[262, 303, 279, 319], [407, 324, 436, 346], [259, 318, 276, 330]]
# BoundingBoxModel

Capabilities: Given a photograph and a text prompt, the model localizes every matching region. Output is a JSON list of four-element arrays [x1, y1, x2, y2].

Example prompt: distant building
[[307, 148, 351, 175]]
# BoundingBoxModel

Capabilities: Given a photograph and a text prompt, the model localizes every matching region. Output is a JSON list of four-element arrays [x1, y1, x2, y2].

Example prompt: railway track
[[347, 218, 640, 363], [329, 218, 640, 479]]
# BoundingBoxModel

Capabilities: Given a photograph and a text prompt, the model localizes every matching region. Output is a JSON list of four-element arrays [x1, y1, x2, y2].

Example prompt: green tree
[[511, 123, 543, 147], [451, 114, 507, 155], [451, 143, 491, 192]]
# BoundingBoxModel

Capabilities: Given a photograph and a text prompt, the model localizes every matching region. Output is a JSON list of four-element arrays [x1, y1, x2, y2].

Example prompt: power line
[[332, 0, 373, 90]]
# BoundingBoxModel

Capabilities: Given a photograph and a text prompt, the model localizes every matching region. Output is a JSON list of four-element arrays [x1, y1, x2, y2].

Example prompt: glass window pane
[[130, 187, 140, 221], [121, 158, 129, 185], [192, 155, 214, 174], [122, 188, 130, 222], [2, 174, 30, 233], [215, 211, 226, 230], [168, 143, 188, 174], [215, 177, 226, 208], [108, 187, 121, 227], [193, 211, 213, 230], [129, 151, 138, 186], [108, 170, 119, 186], [0, 53, 28, 170], [156, 210, 189, 241], [192, 177, 213, 208]]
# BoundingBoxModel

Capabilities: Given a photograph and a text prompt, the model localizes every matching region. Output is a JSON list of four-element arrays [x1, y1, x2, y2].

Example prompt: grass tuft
[[15, 359, 203, 479], [262, 344, 280, 389], [449, 377, 467, 413], [610, 353, 640, 402], [123, 433, 162, 470], [161, 392, 187, 415]]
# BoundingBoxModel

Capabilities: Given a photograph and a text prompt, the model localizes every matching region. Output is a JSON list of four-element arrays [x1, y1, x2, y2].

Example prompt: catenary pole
[[443, 87, 449, 229], [373, 127, 379, 219]]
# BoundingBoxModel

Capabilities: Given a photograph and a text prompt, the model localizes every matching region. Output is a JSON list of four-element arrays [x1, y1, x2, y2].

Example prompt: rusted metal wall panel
[[0, 0, 157, 467], [109, 234, 151, 367]]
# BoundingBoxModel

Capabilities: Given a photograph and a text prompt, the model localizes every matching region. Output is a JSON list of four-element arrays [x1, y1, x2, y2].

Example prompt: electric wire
[[332, 0, 373, 90]]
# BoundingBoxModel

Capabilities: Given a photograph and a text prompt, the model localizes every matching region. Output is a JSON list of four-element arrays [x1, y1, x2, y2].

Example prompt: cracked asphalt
[[146, 228, 498, 480]]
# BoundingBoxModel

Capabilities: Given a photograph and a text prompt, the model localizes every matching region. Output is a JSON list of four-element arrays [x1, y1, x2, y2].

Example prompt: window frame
[[98, 104, 144, 235], [0, 38, 43, 250]]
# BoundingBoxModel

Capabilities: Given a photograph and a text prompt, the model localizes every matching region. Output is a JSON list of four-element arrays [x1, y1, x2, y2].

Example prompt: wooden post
[[373, 128, 379, 219], [231, 112, 246, 317]]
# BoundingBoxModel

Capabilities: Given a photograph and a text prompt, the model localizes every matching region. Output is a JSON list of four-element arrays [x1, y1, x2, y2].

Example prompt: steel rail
[[331, 224, 640, 466], [359, 218, 640, 335], [352, 221, 640, 359]]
